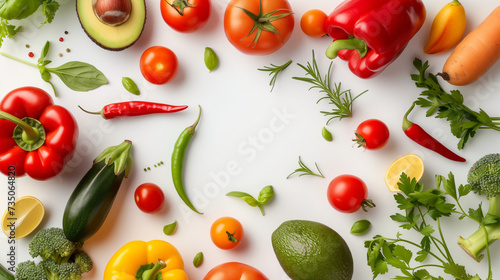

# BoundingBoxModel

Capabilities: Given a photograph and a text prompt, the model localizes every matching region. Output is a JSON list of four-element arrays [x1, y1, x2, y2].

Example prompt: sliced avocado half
[[76, 0, 146, 51]]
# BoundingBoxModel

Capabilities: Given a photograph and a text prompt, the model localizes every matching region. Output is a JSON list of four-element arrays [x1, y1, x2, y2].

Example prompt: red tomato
[[160, 0, 211, 33], [223, 0, 294, 55], [327, 174, 373, 213], [354, 119, 390, 150], [134, 183, 165, 213], [210, 217, 244, 250], [203, 262, 269, 280], [140, 46, 178, 84], [300, 9, 327, 37]]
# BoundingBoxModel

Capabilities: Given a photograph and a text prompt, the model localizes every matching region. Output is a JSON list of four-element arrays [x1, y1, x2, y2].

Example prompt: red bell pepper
[[0, 87, 78, 180], [324, 0, 426, 78]]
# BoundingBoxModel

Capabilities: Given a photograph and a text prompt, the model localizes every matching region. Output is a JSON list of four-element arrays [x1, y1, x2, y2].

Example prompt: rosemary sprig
[[258, 59, 292, 92], [287, 156, 324, 179], [293, 50, 367, 124], [411, 58, 500, 150]]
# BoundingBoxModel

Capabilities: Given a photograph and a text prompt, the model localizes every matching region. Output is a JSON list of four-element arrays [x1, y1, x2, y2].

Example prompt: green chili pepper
[[171, 105, 203, 214]]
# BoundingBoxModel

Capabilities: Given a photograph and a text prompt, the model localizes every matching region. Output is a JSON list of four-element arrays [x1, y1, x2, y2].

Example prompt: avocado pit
[[93, 0, 132, 26]]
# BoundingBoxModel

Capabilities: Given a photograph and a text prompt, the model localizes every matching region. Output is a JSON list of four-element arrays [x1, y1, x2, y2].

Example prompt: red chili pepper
[[324, 0, 426, 78], [78, 101, 188, 119], [0, 87, 78, 180], [403, 102, 465, 162]]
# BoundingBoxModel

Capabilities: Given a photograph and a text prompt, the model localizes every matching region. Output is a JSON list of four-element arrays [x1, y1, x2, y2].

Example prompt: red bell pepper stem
[[0, 110, 41, 144], [78, 101, 188, 119], [325, 38, 368, 59], [403, 102, 466, 162]]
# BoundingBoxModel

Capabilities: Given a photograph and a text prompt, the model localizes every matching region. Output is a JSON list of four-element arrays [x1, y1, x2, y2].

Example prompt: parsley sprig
[[412, 58, 500, 150], [293, 50, 367, 124], [366, 172, 494, 280]]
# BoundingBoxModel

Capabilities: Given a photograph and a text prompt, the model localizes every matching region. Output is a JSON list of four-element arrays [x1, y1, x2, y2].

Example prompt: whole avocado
[[271, 220, 353, 280]]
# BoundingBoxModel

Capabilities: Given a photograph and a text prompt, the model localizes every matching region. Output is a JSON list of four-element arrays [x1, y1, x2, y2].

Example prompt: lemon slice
[[2, 196, 45, 239], [384, 154, 424, 192]]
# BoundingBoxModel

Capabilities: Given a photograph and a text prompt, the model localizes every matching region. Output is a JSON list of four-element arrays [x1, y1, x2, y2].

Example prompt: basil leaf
[[226, 191, 259, 207], [163, 220, 177, 236], [47, 61, 108, 91], [257, 185, 274, 205], [40, 40, 50, 60], [193, 251, 203, 268], [350, 219, 371, 235], [204, 47, 218, 72], [122, 77, 140, 95], [322, 127, 333, 142]]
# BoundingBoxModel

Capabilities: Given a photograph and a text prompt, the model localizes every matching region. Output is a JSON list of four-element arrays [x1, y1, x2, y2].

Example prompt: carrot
[[439, 5, 500, 86]]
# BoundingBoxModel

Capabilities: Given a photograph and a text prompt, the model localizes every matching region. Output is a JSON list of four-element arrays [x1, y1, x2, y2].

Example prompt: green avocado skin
[[271, 220, 354, 280]]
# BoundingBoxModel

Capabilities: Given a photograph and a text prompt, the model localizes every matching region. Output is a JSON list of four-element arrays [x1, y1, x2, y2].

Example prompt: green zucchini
[[63, 140, 133, 242], [0, 263, 14, 280]]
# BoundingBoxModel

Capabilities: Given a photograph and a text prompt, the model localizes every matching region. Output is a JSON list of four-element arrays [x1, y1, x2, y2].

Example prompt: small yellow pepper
[[424, 0, 466, 54], [104, 240, 188, 280]]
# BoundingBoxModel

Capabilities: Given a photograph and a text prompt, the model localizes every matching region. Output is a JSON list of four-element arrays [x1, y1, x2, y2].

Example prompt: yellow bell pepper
[[424, 0, 466, 54], [104, 240, 188, 280]]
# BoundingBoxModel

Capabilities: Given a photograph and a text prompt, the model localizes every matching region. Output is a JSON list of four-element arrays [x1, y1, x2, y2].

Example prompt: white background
[[1, 0, 500, 279]]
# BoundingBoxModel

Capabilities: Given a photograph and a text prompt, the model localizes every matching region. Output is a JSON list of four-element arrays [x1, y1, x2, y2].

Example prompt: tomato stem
[[361, 199, 376, 212]]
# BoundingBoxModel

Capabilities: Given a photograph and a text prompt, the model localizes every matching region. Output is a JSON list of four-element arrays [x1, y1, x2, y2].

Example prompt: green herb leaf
[[322, 126, 333, 142], [293, 50, 367, 123], [193, 252, 203, 268], [204, 47, 218, 72], [287, 156, 324, 179], [226, 185, 274, 216], [350, 219, 371, 235], [47, 61, 108, 91], [258, 59, 292, 92], [122, 77, 140, 95], [412, 58, 500, 150], [40, 0, 59, 26], [257, 185, 274, 205], [226, 191, 260, 207], [163, 220, 177, 235]]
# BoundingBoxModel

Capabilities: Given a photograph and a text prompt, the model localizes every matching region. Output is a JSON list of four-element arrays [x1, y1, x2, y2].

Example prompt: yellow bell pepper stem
[[141, 259, 167, 280]]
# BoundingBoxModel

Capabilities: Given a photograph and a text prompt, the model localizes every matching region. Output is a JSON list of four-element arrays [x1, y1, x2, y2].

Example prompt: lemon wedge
[[384, 154, 424, 192], [2, 196, 45, 239]]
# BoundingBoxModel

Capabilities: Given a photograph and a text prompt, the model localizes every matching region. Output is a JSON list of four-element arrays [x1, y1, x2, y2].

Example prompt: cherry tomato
[[223, 0, 294, 55], [160, 0, 211, 33], [327, 174, 374, 213], [203, 262, 269, 280], [353, 119, 390, 150], [134, 183, 165, 214], [300, 9, 327, 37], [140, 46, 178, 84], [210, 217, 244, 250]]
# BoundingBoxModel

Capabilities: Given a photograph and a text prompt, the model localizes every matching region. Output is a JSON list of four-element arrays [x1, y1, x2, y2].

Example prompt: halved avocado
[[76, 0, 146, 51]]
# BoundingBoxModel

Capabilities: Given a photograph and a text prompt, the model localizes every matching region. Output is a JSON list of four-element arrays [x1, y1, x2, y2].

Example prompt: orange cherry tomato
[[300, 9, 327, 37], [210, 217, 244, 250], [139, 46, 178, 85]]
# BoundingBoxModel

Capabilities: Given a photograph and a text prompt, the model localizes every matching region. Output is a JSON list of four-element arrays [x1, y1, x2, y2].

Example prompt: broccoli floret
[[29, 227, 83, 264], [71, 251, 93, 274], [15, 261, 48, 280], [17, 227, 92, 280], [459, 153, 500, 262], [41, 259, 84, 280]]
